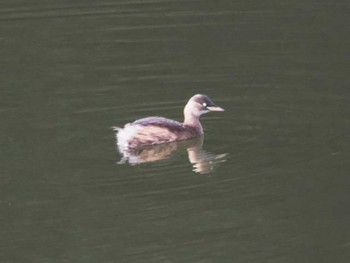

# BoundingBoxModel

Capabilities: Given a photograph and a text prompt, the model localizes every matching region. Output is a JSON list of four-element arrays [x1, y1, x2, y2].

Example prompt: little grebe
[[114, 94, 224, 149]]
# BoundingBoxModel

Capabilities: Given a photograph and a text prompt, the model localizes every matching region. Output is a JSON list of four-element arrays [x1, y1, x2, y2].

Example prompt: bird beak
[[207, 105, 225, 112]]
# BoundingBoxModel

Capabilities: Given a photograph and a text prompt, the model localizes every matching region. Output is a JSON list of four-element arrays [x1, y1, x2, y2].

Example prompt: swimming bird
[[113, 94, 224, 149]]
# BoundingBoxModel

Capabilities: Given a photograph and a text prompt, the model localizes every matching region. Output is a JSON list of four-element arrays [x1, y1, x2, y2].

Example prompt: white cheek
[[198, 110, 209, 116]]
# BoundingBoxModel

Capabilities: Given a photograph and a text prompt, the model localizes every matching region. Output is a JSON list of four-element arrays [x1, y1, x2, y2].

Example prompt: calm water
[[1, 1, 349, 262]]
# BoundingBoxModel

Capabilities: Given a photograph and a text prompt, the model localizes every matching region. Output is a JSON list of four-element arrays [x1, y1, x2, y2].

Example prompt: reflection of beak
[[207, 106, 225, 112]]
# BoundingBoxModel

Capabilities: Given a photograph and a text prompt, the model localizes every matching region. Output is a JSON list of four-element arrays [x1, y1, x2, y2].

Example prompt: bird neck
[[183, 108, 203, 135]]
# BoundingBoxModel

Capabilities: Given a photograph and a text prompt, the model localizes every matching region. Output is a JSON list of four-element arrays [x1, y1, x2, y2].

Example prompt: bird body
[[114, 94, 224, 149]]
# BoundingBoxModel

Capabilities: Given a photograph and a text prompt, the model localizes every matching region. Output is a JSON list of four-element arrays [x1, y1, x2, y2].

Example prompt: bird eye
[[202, 103, 207, 107]]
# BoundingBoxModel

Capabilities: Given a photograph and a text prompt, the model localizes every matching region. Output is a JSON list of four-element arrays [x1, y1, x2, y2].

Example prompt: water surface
[[1, 1, 349, 262]]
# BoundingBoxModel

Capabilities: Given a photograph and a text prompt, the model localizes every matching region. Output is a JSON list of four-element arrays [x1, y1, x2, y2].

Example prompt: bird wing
[[132, 117, 184, 132]]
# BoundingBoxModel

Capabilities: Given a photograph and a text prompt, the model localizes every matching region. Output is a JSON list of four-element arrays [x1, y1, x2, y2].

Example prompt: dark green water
[[1, 1, 349, 262]]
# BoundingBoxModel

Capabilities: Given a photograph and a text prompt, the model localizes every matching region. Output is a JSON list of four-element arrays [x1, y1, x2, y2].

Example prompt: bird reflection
[[116, 137, 227, 174]]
